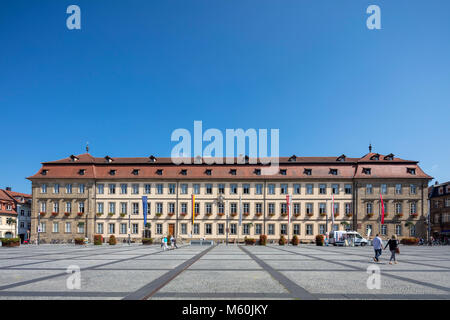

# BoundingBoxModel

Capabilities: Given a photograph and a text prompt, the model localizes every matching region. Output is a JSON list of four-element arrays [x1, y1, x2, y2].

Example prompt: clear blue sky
[[1, 0, 449, 193]]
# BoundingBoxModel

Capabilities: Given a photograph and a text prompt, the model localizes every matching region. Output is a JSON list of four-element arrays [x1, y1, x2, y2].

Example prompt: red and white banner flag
[[380, 194, 385, 224], [332, 195, 335, 224], [286, 194, 292, 224]]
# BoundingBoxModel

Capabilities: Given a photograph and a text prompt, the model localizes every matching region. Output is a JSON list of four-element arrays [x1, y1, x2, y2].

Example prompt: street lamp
[[217, 195, 225, 245]]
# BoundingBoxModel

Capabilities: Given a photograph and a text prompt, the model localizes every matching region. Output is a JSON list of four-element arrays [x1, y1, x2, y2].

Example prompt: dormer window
[[156, 169, 163, 175], [280, 169, 287, 175], [149, 155, 157, 163], [363, 168, 371, 175], [194, 155, 202, 164], [329, 169, 338, 175], [41, 169, 48, 175], [254, 169, 261, 175], [304, 169, 312, 176], [78, 169, 85, 176], [205, 169, 212, 176], [288, 155, 297, 162], [384, 153, 394, 160], [109, 170, 116, 176], [70, 155, 79, 162], [105, 156, 113, 163], [132, 169, 140, 175], [230, 169, 237, 175], [336, 154, 346, 162], [180, 169, 187, 175], [370, 154, 380, 161], [407, 168, 416, 175]]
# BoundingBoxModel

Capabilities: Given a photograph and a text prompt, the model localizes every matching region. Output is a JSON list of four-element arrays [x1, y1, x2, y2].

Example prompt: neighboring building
[[27, 150, 431, 243], [1, 188, 32, 242], [429, 181, 450, 240], [0, 189, 18, 239]]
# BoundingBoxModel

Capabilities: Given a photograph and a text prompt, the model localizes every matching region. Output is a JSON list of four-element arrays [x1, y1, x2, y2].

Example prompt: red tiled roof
[[27, 153, 432, 180]]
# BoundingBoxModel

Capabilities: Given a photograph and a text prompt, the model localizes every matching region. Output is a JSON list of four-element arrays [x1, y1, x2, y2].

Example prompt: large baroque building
[[429, 181, 450, 240], [28, 150, 431, 243]]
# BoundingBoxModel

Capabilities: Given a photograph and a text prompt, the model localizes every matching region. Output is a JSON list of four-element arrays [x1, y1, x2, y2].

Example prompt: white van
[[329, 231, 368, 247]]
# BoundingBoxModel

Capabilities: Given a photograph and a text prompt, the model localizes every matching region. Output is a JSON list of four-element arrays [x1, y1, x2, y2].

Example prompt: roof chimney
[[6, 187, 11, 191]]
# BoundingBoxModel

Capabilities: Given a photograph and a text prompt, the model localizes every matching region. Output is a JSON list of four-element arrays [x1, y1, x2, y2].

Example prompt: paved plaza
[[0, 243, 449, 300]]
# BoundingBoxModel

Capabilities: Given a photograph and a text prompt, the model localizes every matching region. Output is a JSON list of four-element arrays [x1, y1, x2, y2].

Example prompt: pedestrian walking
[[161, 237, 164, 250], [173, 237, 178, 249], [170, 235, 175, 249], [163, 236, 168, 251], [372, 234, 383, 262], [384, 235, 399, 264]]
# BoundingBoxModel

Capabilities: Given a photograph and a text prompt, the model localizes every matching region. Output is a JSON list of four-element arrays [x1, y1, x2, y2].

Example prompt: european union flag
[[142, 196, 148, 225]]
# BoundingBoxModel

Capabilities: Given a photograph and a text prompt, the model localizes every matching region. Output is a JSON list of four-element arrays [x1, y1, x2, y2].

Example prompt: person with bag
[[384, 234, 399, 264]]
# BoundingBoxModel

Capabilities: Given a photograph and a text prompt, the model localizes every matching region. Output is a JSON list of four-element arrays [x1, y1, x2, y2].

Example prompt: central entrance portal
[[168, 224, 175, 236]]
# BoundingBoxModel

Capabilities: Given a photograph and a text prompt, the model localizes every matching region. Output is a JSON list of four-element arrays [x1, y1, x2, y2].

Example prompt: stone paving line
[[268, 245, 450, 294], [0, 245, 193, 292], [0, 244, 449, 300]]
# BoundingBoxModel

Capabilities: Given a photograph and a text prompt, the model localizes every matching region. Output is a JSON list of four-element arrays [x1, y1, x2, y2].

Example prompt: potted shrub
[[268, 212, 275, 217], [345, 213, 353, 218], [120, 213, 126, 218], [96, 212, 103, 217], [108, 212, 115, 217], [1, 238, 20, 247], [180, 212, 187, 216], [259, 234, 267, 245], [279, 235, 287, 245], [231, 212, 237, 217], [367, 213, 374, 218], [291, 234, 299, 246], [410, 213, 419, 218], [244, 237, 256, 245], [77, 212, 84, 217], [51, 212, 59, 217], [40, 212, 46, 217], [315, 234, 324, 246], [108, 235, 117, 245], [334, 212, 340, 217], [168, 212, 175, 217], [281, 212, 288, 217], [395, 213, 404, 218], [74, 238, 85, 245], [255, 212, 262, 217], [94, 234, 103, 245], [64, 212, 71, 217], [294, 213, 301, 217], [319, 212, 327, 217], [142, 238, 153, 245], [243, 212, 250, 217], [400, 237, 419, 245], [306, 212, 314, 217], [217, 212, 225, 216]]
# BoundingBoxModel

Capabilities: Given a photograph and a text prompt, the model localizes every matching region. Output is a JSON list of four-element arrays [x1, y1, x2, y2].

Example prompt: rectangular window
[[243, 224, 250, 235], [132, 203, 139, 215], [120, 202, 127, 214], [410, 184, 417, 195], [345, 184, 352, 194], [132, 223, 138, 234], [218, 203, 224, 214], [78, 202, 85, 213], [157, 184, 164, 194], [65, 222, 71, 233], [181, 184, 188, 194], [294, 203, 300, 214], [281, 203, 287, 214], [39, 222, 46, 233], [108, 223, 115, 234], [410, 202, 417, 214], [319, 184, 327, 195], [268, 184, 275, 195], [243, 203, 249, 214], [319, 224, 326, 234], [205, 184, 213, 194], [97, 223, 104, 234], [410, 225, 416, 236], [381, 184, 387, 194], [293, 224, 300, 235], [319, 203, 326, 214], [53, 202, 59, 213], [268, 224, 275, 235], [40, 201, 46, 212], [97, 184, 104, 194], [395, 225, 402, 236], [132, 184, 139, 194], [280, 184, 288, 194], [306, 203, 313, 214], [121, 184, 128, 194], [395, 203, 402, 214], [109, 202, 116, 214], [294, 184, 301, 194], [255, 224, 262, 235], [156, 224, 163, 234], [205, 223, 212, 235], [109, 184, 116, 194], [194, 203, 200, 214], [218, 184, 225, 194], [268, 203, 275, 214], [230, 184, 237, 194], [205, 203, 212, 214], [231, 203, 237, 214], [366, 202, 373, 214], [79, 184, 85, 194], [366, 184, 373, 195], [306, 184, 313, 195], [255, 203, 262, 214], [243, 184, 250, 194], [181, 203, 187, 214], [332, 184, 339, 195], [395, 184, 402, 194], [144, 184, 151, 194], [53, 184, 60, 194], [255, 184, 263, 195], [169, 203, 175, 214], [345, 203, 352, 215], [280, 224, 287, 235], [366, 224, 372, 236], [217, 223, 224, 235], [306, 224, 313, 235], [77, 223, 85, 234], [333, 203, 339, 215], [52, 222, 59, 233], [381, 224, 387, 236], [169, 184, 176, 194], [66, 184, 72, 194], [97, 202, 103, 214], [181, 223, 187, 235], [41, 184, 47, 193], [193, 223, 200, 235], [230, 224, 237, 235], [120, 223, 127, 234], [156, 203, 163, 214], [193, 184, 200, 194]]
